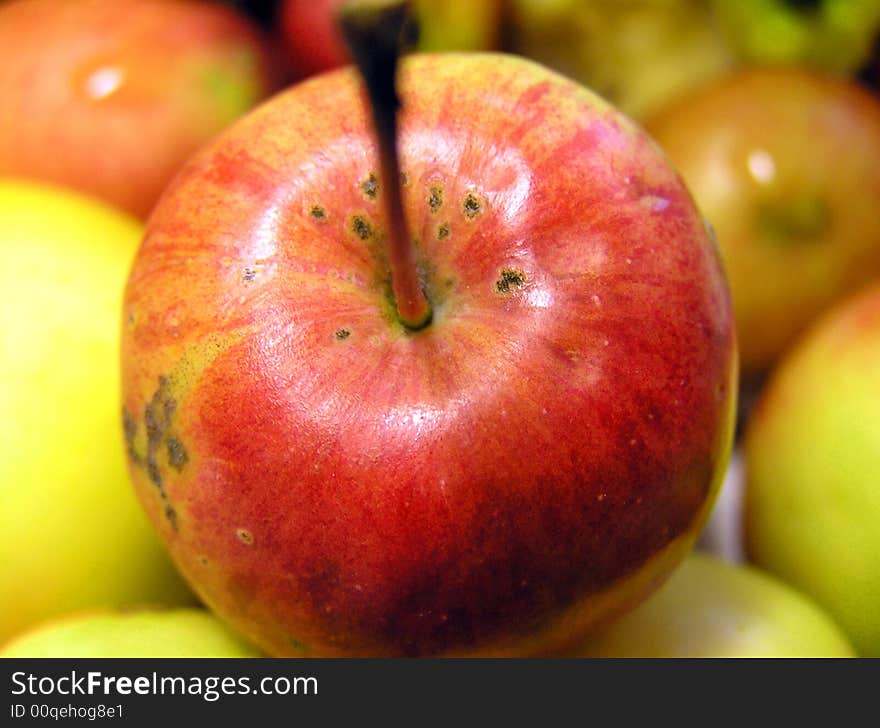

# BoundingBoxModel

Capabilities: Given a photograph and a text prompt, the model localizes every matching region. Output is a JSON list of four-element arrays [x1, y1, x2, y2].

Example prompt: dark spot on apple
[[125, 376, 187, 531], [200, 556, 209, 566], [437, 222, 450, 239], [242, 267, 257, 282], [400, 171, 409, 187], [463, 192, 482, 219], [146, 459, 162, 488], [429, 185, 443, 212], [351, 215, 373, 240], [335, 328, 351, 341], [144, 404, 162, 447], [167, 437, 188, 470], [361, 173, 378, 200], [495, 268, 527, 293], [310, 205, 327, 220], [237, 528, 253, 545], [288, 638, 307, 653], [122, 408, 141, 466]]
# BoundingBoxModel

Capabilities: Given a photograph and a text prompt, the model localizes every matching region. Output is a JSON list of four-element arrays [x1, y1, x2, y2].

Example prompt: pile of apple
[[1, 0, 878, 659]]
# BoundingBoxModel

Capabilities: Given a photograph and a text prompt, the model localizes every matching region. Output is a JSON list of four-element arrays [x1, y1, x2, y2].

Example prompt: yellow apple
[[0, 179, 194, 647], [744, 283, 880, 656], [567, 552, 855, 657], [0, 608, 260, 657]]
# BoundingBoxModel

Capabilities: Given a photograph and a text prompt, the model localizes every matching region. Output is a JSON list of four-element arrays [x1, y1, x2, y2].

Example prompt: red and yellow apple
[[744, 283, 880, 656], [0, 0, 278, 219], [0, 179, 194, 647], [1, 608, 261, 658], [568, 552, 855, 657], [121, 51, 737, 657], [648, 67, 880, 374]]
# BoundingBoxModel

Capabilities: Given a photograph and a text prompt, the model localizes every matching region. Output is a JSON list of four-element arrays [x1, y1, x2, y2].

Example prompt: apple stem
[[338, 0, 432, 331]]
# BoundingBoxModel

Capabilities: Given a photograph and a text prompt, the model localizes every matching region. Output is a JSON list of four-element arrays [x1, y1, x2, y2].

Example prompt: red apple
[[120, 47, 737, 656], [280, 0, 349, 79], [647, 68, 880, 375], [0, 0, 278, 219]]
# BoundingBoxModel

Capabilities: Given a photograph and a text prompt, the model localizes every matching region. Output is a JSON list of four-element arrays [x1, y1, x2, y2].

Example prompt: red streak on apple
[[121, 54, 737, 656]]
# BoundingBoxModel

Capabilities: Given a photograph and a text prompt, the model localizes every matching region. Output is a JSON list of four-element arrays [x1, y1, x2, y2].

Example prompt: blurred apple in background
[[711, 0, 880, 74], [568, 552, 855, 657], [0, 0, 278, 219], [1, 608, 260, 657], [744, 283, 880, 656], [505, 0, 733, 121], [279, 0, 348, 78], [413, 0, 503, 53], [0, 179, 194, 647], [648, 67, 880, 376], [279, 0, 503, 80]]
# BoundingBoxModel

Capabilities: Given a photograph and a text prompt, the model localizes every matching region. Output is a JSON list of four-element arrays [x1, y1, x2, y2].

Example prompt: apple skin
[[121, 53, 737, 657], [0, 0, 278, 219], [567, 552, 855, 657], [647, 67, 880, 375], [0, 179, 194, 647], [1, 608, 261, 658], [744, 284, 880, 656]]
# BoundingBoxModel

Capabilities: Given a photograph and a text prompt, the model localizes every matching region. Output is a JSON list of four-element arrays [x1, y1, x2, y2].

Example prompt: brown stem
[[338, 0, 432, 330]]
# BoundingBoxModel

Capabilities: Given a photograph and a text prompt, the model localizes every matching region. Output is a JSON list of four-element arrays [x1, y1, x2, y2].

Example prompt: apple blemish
[[309, 205, 327, 220], [428, 185, 443, 212], [462, 192, 482, 219], [350, 214, 374, 240], [437, 222, 450, 240], [335, 328, 352, 341], [122, 376, 186, 530], [166, 437, 188, 470], [361, 173, 379, 200], [495, 268, 527, 294]]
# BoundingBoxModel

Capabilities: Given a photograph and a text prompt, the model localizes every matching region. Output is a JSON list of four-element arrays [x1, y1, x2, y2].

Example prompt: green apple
[[413, 0, 503, 53], [711, 0, 880, 74], [0, 179, 194, 647], [0, 608, 260, 657], [744, 283, 880, 656], [506, 0, 733, 120], [568, 552, 855, 657]]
